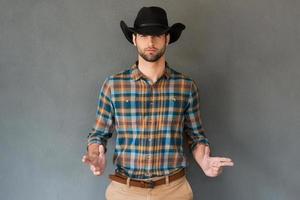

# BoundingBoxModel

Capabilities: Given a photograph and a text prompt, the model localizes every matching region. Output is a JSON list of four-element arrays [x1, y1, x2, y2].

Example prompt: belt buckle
[[142, 180, 155, 188], [148, 180, 155, 188]]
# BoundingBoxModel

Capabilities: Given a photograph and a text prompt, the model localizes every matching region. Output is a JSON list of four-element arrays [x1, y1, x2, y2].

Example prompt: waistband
[[109, 169, 186, 189]]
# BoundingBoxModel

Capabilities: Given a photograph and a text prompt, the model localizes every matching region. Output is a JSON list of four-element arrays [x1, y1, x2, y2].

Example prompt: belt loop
[[165, 175, 170, 185], [126, 177, 131, 188]]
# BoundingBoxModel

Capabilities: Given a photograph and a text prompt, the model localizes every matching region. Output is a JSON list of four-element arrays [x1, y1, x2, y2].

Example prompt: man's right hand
[[82, 144, 106, 176]]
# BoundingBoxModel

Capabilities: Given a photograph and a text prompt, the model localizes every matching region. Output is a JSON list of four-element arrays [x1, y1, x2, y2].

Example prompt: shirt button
[[145, 171, 151, 177]]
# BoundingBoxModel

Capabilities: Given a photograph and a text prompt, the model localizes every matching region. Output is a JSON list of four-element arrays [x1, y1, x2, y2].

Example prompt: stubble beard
[[137, 45, 167, 62]]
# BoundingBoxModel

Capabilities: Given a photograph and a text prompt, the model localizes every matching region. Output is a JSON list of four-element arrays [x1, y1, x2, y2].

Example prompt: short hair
[[133, 33, 169, 37]]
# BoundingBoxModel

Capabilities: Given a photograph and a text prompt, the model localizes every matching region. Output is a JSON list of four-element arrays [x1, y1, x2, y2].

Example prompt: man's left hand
[[194, 145, 234, 177]]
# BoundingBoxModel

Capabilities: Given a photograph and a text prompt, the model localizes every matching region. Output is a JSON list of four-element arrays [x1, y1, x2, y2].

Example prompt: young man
[[82, 6, 234, 200]]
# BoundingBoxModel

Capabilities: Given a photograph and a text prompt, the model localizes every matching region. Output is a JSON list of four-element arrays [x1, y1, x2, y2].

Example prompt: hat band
[[137, 23, 168, 28]]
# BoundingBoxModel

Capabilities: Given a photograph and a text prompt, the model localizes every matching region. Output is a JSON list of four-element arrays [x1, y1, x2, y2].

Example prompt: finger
[[81, 155, 86, 162], [87, 154, 100, 166], [93, 170, 102, 176], [91, 164, 102, 172], [213, 161, 234, 168], [210, 167, 223, 176], [90, 165, 95, 172], [211, 157, 233, 162], [220, 162, 234, 167], [91, 166, 103, 176], [211, 168, 220, 177], [82, 155, 91, 165]]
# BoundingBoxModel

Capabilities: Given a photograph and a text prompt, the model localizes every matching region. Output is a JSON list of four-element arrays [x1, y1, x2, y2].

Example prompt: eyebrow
[[138, 34, 165, 37]]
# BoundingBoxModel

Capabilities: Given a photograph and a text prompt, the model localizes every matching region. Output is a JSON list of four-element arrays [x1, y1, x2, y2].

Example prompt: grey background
[[0, 0, 299, 199]]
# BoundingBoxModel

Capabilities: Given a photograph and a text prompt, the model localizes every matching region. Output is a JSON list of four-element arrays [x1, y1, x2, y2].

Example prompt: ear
[[166, 33, 170, 46], [132, 34, 137, 46]]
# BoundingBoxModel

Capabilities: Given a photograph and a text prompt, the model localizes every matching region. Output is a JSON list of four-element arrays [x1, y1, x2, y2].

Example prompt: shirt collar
[[131, 61, 172, 81]]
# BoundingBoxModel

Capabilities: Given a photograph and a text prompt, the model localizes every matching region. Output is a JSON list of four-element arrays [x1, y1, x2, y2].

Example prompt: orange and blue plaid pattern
[[88, 63, 209, 179]]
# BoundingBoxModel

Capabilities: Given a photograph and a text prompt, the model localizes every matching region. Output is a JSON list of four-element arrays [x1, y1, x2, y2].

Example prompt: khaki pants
[[105, 176, 193, 200]]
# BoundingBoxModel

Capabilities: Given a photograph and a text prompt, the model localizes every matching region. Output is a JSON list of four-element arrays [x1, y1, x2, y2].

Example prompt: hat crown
[[120, 6, 185, 44], [134, 6, 169, 28]]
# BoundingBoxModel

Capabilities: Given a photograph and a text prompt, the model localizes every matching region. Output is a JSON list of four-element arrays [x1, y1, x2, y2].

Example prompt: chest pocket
[[168, 95, 187, 113], [113, 94, 142, 127], [155, 94, 187, 128]]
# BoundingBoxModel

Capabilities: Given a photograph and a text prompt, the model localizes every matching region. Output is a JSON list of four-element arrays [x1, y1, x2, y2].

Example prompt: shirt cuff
[[190, 138, 210, 152], [87, 135, 107, 153]]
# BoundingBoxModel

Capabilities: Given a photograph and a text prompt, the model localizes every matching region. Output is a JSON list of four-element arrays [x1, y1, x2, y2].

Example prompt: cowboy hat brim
[[120, 20, 185, 44]]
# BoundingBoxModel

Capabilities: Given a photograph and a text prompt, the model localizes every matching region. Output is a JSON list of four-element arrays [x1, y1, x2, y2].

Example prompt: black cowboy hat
[[120, 6, 185, 44]]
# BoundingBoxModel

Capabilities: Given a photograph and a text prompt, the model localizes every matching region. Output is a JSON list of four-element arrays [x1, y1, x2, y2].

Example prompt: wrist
[[193, 143, 208, 169]]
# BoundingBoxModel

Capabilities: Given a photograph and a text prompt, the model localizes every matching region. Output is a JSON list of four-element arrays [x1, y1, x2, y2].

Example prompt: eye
[[156, 34, 164, 37]]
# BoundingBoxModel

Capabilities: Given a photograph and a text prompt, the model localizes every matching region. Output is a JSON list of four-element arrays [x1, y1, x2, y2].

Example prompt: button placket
[[145, 171, 152, 177], [147, 85, 154, 123]]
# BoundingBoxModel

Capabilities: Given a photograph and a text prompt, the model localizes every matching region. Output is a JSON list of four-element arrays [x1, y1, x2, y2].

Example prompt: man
[[82, 6, 234, 200]]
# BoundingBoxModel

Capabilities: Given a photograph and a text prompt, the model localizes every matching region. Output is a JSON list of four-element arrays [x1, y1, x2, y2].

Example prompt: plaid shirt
[[88, 62, 209, 179]]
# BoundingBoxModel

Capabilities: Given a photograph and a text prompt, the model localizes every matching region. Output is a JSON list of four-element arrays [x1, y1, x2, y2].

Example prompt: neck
[[137, 56, 166, 84]]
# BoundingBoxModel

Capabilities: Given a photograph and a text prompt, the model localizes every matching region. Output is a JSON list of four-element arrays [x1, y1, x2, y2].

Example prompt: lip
[[145, 48, 157, 52]]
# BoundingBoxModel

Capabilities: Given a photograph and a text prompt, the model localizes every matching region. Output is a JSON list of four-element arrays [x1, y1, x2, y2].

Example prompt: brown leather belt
[[109, 169, 185, 189]]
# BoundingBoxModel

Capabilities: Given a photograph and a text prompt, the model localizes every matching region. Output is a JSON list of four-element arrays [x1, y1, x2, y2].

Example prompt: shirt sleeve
[[87, 78, 115, 152], [184, 80, 209, 152]]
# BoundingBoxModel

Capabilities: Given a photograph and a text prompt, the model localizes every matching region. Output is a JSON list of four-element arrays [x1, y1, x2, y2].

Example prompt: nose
[[147, 36, 155, 46]]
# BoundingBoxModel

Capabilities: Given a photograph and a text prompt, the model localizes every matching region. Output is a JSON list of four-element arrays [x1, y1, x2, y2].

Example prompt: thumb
[[204, 146, 210, 157], [99, 145, 105, 155]]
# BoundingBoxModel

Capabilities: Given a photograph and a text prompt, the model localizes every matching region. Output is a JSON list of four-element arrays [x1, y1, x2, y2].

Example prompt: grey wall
[[1, 0, 299, 199]]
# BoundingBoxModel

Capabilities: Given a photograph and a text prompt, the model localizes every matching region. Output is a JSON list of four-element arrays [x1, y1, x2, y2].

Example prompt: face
[[133, 33, 170, 62]]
